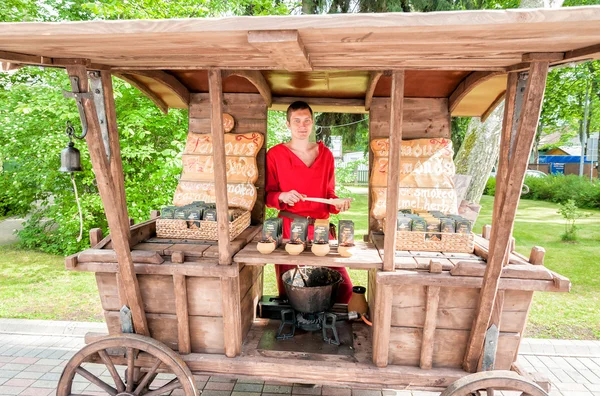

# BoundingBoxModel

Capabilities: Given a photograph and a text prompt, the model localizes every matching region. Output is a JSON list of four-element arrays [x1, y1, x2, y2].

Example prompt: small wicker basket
[[156, 210, 250, 241], [396, 231, 474, 253]]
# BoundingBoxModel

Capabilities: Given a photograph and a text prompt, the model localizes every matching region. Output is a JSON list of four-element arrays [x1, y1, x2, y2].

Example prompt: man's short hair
[[286, 101, 313, 122]]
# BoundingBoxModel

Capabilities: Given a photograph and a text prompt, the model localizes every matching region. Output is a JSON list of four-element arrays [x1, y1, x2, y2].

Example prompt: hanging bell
[[59, 141, 82, 172]]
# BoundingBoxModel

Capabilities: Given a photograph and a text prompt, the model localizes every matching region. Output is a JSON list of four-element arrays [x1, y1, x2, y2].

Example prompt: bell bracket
[[62, 73, 111, 162], [62, 76, 92, 139], [88, 71, 111, 161]]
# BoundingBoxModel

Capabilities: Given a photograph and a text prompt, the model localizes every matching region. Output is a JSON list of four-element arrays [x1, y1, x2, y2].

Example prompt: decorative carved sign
[[181, 155, 258, 184], [174, 181, 257, 211], [184, 133, 263, 156], [175, 131, 264, 210], [370, 138, 457, 219], [223, 113, 235, 133]]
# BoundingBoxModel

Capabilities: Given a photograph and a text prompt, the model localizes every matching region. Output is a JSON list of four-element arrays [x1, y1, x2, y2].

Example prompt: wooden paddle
[[302, 197, 353, 205]]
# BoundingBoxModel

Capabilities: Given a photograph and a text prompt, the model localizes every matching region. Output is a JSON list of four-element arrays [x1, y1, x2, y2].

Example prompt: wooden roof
[[1, 7, 599, 116]]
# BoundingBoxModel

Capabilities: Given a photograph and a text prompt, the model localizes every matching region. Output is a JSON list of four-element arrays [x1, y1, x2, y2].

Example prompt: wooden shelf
[[233, 240, 382, 269]]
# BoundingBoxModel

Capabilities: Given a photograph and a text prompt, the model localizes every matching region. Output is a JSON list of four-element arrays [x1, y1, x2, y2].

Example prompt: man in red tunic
[[265, 101, 354, 304]]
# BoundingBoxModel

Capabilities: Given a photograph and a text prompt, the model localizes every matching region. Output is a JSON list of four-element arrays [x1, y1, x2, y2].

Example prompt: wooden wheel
[[57, 334, 199, 396], [440, 371, 548, 396]]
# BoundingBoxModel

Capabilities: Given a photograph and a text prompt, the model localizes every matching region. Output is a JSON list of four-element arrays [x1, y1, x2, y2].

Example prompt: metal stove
[[258, 296, 359, 346]]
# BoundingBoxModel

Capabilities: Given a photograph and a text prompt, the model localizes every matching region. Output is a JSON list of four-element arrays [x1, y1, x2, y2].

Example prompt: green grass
[[1, 190, 598, 340], [475, 196, 600, 340], [0, 244, 103, 322]]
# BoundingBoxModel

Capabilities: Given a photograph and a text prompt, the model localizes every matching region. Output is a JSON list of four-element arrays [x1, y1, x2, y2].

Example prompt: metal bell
[[59, 141, 82, 172]]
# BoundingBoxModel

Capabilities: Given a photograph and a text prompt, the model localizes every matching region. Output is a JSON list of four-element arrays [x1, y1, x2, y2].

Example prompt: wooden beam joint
[[248, 30, 312, 71]]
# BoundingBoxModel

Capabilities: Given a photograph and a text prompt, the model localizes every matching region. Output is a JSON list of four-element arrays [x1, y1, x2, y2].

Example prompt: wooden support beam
[[420, 286, 440, 370], [125, 70, 190, 106], [113, 73, 169, 114], [522, 52, 564, 62], [0, 50, 50, 66], [463, 61, 549, 373], [382, 70, 405, 272], [270, 97, 366, 114], [221, 276, 242, 357], [150, 210, 160, 219], [372, 282, 392, 367], [100, 71, 131, 242], [208, 69, 232, 266], [365, 71, 383, 111], [248, 30, 312, 71], [563, 43, 600, 63], [173, 274, 191, 354], [66, 65, 149, 336], [223, 70, 271, 107], [449, 71, 500, 113], [480, 92, 505, 123]]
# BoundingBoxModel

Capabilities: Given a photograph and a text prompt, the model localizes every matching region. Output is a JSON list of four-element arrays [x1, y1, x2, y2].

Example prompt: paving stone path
[[0, 319, 599, 396]]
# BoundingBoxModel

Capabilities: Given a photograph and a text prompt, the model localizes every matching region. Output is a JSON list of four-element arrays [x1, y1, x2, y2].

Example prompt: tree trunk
[[533, 122, 543, 165], [580, 76, 590, 176], [454, 103, 504, 204]]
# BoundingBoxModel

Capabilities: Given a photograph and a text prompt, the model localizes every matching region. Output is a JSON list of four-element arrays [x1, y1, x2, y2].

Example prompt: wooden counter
[[233, 240, 383, 269]]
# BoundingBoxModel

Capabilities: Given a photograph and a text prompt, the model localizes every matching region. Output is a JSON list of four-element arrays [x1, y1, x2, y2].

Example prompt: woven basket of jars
[[396, 231, 474, 253], [156, 209, 250, 241]]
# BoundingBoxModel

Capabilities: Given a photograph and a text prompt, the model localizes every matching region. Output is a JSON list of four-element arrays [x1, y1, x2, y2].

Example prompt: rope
[[71, 173, 83, 243], [315, 118, 368, 130]]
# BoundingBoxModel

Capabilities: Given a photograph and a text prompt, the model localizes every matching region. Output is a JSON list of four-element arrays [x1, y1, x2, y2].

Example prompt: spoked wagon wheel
[[440, 371, 548, 396], [57, 334, 199, 396]]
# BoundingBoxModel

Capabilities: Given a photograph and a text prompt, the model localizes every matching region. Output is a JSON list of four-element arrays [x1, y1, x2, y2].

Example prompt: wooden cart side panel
[[188, 92, 267, 225], [368, 97, 451, 233], [368, 268, 377, 317], [96, 272, 223, 316], [241, 267, 263, 340], [390, 285, 531, 332], [104, 311, 225, 354], [387, 283, 532, 369], [388, 326, 519, 370]]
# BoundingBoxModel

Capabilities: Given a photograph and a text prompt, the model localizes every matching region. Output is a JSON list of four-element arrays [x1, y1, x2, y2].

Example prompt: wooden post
[[89, 228, 103, 247], [221, 277, 242, 357], [99, 71, 131, 239], [173, 274, 191, 354], [66, 66, 148, 336], [420, 286, 441, 370], [463, 61, 549, 372], [529, 246, 545, 265], [482, 225, 492, 240], [208, 69, 231, 265], [372, 282, 393, 367], [383, 70, 405, 272]]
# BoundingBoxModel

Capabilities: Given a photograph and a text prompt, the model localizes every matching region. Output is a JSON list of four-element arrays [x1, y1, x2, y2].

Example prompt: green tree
[[0, 0, 292, 255]]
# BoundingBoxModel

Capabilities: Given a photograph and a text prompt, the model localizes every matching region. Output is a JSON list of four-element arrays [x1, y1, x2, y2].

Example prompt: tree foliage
[[0, 0, 291, 255]]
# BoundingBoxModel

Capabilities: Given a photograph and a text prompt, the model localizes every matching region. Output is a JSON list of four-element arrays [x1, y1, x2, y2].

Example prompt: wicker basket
[[396, 231, 474, 253], [156, 210, 250, 241]]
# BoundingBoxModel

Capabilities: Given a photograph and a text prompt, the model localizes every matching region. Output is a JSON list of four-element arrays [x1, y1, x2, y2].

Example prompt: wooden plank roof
[[1, 7, 599, 116]]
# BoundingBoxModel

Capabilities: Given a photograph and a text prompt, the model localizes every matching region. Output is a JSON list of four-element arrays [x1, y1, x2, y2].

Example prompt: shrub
[[487, 173, 600, 210], [557, 199, 591, 242], [484, 176, 496, 196]]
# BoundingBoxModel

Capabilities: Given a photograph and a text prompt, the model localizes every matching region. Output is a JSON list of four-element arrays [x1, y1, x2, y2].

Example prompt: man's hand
[[334, 198, 352, 213], [279, 190, 306, 206]]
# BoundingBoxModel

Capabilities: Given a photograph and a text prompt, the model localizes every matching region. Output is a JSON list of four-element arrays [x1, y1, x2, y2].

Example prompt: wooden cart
[[1, 7, 599, 395]]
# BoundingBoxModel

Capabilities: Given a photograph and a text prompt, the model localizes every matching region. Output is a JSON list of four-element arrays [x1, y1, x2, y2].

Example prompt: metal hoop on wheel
[[440, 371, 548, 396], [57, 333, 199, 396]]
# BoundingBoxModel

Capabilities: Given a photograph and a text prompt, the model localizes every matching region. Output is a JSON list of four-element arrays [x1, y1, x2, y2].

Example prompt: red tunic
[[265, 141, 353, 304]]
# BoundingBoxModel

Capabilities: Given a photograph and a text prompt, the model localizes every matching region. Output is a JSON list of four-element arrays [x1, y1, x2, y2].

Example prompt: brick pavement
[[0, 319, 599, 396]]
